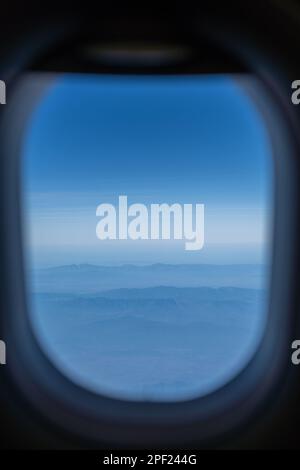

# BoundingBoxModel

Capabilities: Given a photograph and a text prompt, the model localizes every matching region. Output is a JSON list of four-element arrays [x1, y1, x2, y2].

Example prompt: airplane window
[[22, 73, 273, 401]]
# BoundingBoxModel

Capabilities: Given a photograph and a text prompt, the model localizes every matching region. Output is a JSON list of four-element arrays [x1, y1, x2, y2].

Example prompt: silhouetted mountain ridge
[[31, 263, 267, 292]]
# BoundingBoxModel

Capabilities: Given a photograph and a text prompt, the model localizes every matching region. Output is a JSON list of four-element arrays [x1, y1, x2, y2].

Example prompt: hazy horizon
[[33, 260, 268, 269]]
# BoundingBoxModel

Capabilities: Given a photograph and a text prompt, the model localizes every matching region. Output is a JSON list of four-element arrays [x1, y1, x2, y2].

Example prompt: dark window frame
[[1, 8, 300, 448]]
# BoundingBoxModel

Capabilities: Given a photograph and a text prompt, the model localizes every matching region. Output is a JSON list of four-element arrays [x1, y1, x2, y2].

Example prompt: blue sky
[[22, 74, 273, 267]]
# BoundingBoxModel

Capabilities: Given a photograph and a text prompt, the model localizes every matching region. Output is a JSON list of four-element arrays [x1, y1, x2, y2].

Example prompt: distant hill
[[30, 284, 267, 400], [31, 263, 268, 293], [101, 285, 263, 302], [33, 285, 265, 328]]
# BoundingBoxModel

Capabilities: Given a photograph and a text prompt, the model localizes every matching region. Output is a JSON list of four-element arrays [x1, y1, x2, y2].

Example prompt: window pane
[[22, 74, 272, 401]]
